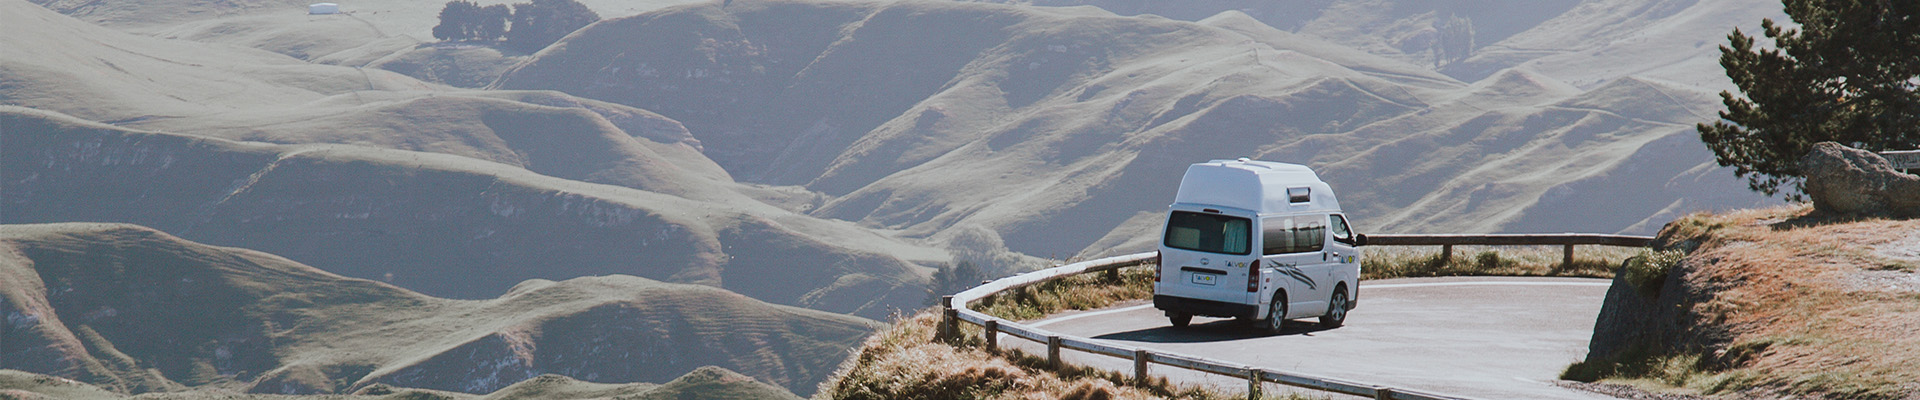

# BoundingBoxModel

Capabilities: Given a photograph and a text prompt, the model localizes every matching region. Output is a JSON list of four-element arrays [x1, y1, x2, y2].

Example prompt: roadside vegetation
[[1360, 245, 1638, 280], [948, 244, 1640, 323], [970, 265, 1157, 321], [816, 311, 1325, 400], [1561, 205, 1920, 399]]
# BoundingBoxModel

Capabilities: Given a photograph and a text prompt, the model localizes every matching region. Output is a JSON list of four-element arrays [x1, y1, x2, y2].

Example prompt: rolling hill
[[979, 0, 1783, 86], [495, 0, 1777, 259], [0, 106, 937, 318], [39, 0, 705, 87], [0, 367, 800, 399], [0, 222, 868, 396], [3, 0, 965, 319]]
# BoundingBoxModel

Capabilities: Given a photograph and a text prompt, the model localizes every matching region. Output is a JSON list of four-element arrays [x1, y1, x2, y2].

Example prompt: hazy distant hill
[[31, 0, 704, 87], [497, 0, 1774, 259], [0, 223, 866, 396], [975, 0, 1783, 86], [0, 106, 932, 319]]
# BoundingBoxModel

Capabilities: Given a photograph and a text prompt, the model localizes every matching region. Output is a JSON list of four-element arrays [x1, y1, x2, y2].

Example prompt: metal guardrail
[[1881, 150, 1920, 170], [1364, 233, 1655, 266], [940, 252, 1472, 400], [936, 234, 1656, 399]]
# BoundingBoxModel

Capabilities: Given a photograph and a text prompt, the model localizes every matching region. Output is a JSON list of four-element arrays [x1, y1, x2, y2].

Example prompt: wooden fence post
[[1563, 244, 1576, 268], [1246, 369, 1261, 400], [1047, 336, 1062, 370], [983, 320, 999, 353], [938, 296, 956, 343], [1132, 349, 1149, 385]]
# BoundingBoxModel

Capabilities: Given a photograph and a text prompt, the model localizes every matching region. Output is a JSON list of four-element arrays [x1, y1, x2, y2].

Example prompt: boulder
[[1799, 142, 1920, 217]]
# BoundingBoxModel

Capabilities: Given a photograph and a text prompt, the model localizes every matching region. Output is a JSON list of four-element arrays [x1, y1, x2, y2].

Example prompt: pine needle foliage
[[1697, 0, 1920, 199]]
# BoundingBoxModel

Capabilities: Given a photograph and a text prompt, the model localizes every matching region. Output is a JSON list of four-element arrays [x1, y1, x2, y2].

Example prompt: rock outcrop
[[1799, 141, 1920, 217]]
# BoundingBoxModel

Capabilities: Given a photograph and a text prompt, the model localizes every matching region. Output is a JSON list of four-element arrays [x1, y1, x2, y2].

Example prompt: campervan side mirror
[[1354, 233, 1369, 247]]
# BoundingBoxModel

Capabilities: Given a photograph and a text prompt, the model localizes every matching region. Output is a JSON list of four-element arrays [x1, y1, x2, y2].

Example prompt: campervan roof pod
[[1171, 158, 1339, 214]]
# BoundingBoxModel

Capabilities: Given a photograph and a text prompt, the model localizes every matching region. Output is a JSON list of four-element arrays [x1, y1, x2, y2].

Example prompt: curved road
[[1008, 276, 1622, 399]]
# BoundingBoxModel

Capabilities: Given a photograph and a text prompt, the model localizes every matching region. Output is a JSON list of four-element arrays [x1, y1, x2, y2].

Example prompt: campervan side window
[[1165, 211, 1252, 255], [1263, 215, 1325, 255], [1329, 214, 1354, 245]]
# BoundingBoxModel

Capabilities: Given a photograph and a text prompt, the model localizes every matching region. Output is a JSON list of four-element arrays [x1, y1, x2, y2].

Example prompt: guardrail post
[[1131, 349, 1148, 385], [1374, 386, 1394, 400], [1104, 267, 1120, 282], [1047, 336, 1062, 370], [1245, 368, 1261, 400], [938, 296, 957, 343], [1562, 244, 1576, 268], [983, 320, 999, 353], [1439, 244, 1452, 265]]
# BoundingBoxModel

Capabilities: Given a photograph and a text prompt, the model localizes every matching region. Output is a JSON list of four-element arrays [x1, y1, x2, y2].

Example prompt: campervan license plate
[[1191, 273, 1218, 285]]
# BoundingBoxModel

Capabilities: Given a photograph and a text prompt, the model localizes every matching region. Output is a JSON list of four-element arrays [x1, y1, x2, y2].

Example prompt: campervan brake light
[[1246, 259, 1260, 292]]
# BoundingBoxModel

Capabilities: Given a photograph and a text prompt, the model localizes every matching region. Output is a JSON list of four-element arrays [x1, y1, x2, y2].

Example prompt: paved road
[[1008, 276, 1621, 399]]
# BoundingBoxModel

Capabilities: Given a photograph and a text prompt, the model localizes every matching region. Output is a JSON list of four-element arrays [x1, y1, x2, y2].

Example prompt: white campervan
[[1154, 158, 1365, 333]]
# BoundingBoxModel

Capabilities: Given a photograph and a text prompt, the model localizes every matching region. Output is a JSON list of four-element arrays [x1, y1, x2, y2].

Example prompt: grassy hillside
[[0, 223, 871, 396], [3, 1, 962, 319], [496, 0, 1775, 263], [983, 0, 1782, 86], [0, 106, 933, 318], [0, 0, 428, 125], [32, 0, 702, 85], [0, 368, 798, 400], [1565, 206, 1920, 399]]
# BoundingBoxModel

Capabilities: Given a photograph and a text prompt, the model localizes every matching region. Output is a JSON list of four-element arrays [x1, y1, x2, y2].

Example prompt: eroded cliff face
[[1580, 206, 1920, 398], [1586, 238, 1732, 364], [0, 223, 876, 396]]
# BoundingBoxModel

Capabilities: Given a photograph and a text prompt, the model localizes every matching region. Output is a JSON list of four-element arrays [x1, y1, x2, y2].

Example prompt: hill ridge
[[0, 222, 871, 396]]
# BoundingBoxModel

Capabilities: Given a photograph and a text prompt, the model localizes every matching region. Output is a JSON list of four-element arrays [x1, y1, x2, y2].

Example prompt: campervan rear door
[[1157, 209, 1256, 305]]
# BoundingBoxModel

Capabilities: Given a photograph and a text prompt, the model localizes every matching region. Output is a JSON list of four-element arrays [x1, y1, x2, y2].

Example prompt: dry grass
[[1563, 205, 1920, 399], [970, 246, 1638, 323], [814, 312, 1321, 400], [972, 266, 1157, 321], [1360, 245, 1640, 280]]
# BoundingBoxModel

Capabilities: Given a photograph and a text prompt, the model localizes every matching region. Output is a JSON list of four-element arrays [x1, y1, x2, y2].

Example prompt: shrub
[[1621, 249, 1686, 298]]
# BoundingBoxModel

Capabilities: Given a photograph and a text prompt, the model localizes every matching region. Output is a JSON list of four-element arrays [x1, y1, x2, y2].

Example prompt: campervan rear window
[[1164, 211, 1252, 255], [1263, 215, 1325, 255]]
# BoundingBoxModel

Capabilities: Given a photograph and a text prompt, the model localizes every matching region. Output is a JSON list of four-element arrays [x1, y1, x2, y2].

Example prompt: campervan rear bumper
[[1154, 295, 1257, 319]]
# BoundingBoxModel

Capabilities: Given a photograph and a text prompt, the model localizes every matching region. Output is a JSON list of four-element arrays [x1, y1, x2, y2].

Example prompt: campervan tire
[[1264, 290, 1288, 334], [1169, 312, 1192, 328], [1320, 286, 1349, 328]]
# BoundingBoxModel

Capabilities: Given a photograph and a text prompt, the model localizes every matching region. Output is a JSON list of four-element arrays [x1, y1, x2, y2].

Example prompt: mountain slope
[[0, 0, 429, 124], [2, 0, 720, 200], [0, 223, 870, 396], [4, 0, 958, 318], [497, 0, 1773, 260], [976, 0, 1783, 87], [0, 106, 930, 318], [0, 368, 800, 400]]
